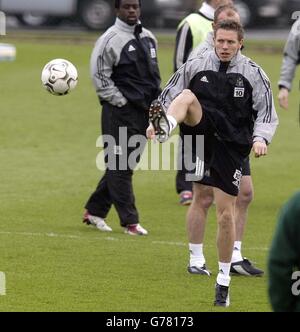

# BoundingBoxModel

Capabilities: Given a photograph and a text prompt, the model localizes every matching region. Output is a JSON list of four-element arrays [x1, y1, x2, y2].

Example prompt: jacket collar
[[211, 50, 243, 68], [199, 2, 215, 20], [206, 31, 214, 48], [115, 17, 141, 33]]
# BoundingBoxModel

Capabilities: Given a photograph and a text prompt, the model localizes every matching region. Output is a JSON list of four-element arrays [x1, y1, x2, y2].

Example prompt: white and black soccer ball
[[41, 58, 78, 96]]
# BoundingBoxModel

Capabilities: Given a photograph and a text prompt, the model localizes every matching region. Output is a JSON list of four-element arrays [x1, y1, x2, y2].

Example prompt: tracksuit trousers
[[85, 101, 148, 227]]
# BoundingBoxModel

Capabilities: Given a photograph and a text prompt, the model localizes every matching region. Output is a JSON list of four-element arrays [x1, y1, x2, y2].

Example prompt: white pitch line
[[152, 240, 186, 247], [0, 231, 269, 251]]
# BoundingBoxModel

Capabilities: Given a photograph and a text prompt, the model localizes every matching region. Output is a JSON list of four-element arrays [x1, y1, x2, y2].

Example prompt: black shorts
[[181, 115, 251, 196], [242, 157, 251, 176], [199, 139, 244, 196]]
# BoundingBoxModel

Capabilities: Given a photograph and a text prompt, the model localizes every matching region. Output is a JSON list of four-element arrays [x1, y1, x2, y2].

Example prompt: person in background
[[174, 0, 233, 206], [83, 0, 161, 235], [278, 18, 300, 110]]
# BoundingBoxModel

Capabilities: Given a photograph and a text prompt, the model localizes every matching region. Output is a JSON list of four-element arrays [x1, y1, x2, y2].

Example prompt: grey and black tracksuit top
[[90, 18, 161, 111], [279, 18, 300, 91], [160, 50, 278, 157]]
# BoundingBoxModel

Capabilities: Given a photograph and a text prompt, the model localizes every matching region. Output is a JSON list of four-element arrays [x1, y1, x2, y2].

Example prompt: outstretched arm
[[90, 37, 127, 107], [278, 87, 289, 110], [278, 20, 300, 110], [252, 140, 268, 158], [252, 68, 279, 156]]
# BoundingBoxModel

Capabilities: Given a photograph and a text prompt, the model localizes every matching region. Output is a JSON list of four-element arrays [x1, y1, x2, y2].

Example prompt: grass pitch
[[0, 32, 299, 312]]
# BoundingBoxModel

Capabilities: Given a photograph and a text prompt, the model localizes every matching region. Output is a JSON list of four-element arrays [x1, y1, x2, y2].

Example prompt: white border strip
[[0, 272, 6, 296]]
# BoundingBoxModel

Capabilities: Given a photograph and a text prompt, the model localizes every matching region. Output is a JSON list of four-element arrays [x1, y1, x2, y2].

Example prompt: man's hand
[[253, 141, 268, 158], [146, 123, 156, 140], [278, 87, 289, 110]]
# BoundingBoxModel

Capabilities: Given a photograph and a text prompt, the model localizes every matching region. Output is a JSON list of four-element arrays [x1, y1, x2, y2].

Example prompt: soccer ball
[[41, 58, 78, 96]]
